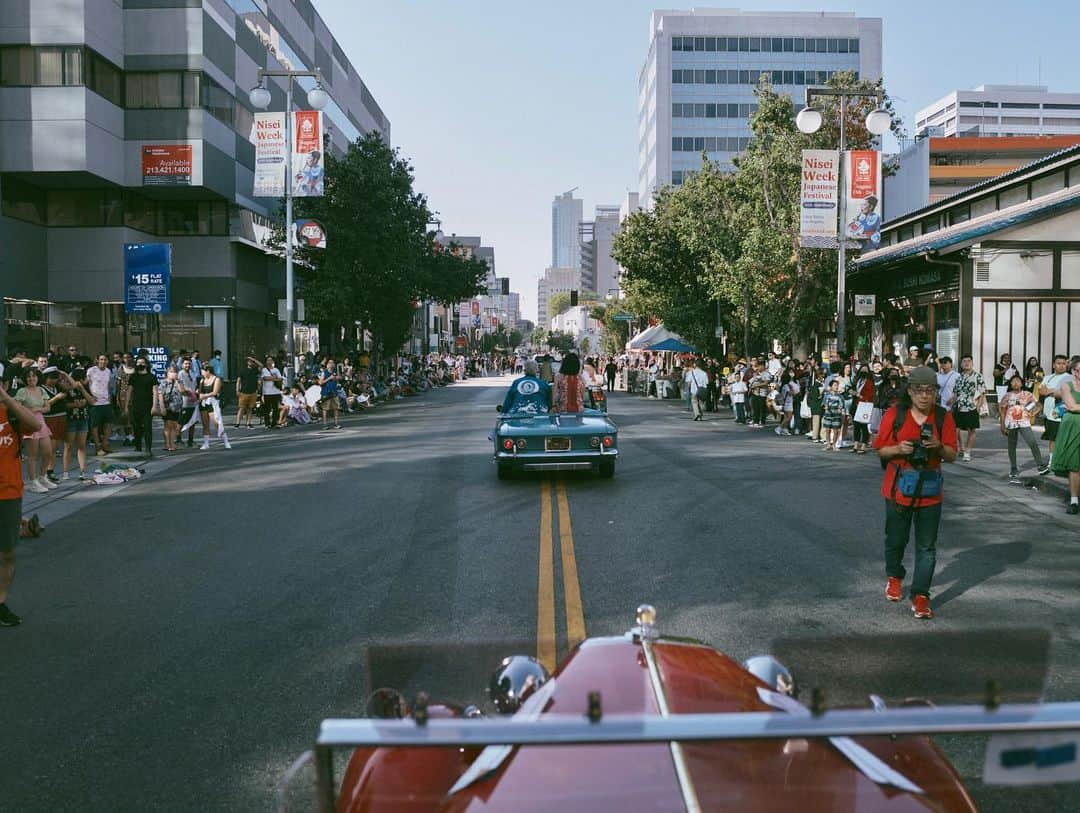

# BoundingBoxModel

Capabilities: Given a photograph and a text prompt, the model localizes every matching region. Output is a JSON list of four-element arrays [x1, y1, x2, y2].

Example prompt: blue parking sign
[[124, 243, 171, 314]]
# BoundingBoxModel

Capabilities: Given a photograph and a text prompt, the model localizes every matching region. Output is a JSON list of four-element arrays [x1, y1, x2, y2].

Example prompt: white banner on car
[[984, 732, 1080, 785]]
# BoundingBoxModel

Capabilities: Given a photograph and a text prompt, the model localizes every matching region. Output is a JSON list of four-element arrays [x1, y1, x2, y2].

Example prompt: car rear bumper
[[495, 449, 618, 470]]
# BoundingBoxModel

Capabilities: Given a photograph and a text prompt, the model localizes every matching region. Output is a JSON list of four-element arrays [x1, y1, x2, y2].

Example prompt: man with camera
[[873, 366, 958, 619]]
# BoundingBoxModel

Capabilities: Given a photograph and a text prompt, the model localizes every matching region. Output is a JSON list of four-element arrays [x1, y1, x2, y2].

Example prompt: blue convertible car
[[492, 391, 618, 479]]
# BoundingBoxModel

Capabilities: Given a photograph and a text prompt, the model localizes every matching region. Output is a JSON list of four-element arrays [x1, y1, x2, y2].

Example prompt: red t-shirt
[[873, 405, 957, 508], [0, 405, 25, 500]]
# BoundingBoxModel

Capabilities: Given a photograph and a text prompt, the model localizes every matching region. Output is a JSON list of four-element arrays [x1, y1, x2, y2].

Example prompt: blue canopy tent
[[649, 337, 697, 353]]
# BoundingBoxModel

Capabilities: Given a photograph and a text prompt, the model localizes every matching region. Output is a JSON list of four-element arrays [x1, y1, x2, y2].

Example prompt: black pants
[[749, 394, 766, 425], [853, 421, 870, 444], [606, 373, 616, 392], [263, 394, 282, 427], [131, 404, 153, 452]]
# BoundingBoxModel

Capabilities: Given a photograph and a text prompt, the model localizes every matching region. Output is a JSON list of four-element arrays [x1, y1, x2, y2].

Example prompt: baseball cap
[[907, 366, 938, 387]]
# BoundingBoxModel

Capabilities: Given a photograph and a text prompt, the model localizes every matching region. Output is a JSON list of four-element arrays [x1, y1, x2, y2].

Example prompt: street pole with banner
[[248, 69, 329, 385], [796, 89, 890, 358]]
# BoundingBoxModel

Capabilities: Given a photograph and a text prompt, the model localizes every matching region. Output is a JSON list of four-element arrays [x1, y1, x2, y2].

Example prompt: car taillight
[[602, 436, 614, 447], [516, 438, 527, 449], [590, 437, 600, 447], [502, 439, 514, 450]]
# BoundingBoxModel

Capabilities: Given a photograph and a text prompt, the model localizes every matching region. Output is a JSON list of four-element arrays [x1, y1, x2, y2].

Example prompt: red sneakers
[[885, 577, 902, 602], [912, 595, 933, 619]]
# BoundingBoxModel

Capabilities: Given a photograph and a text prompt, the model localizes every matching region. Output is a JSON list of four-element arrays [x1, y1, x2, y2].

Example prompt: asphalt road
[[3, 376, 1079, 812]]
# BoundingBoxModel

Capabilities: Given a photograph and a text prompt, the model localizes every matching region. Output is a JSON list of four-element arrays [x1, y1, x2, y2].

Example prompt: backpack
[[879, 404, 946, 470]]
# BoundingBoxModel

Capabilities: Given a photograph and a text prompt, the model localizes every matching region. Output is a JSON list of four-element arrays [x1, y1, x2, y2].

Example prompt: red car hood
[[337, 637, 977, 812]]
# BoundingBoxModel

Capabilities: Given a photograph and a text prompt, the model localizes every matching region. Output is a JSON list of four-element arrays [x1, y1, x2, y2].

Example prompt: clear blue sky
[[316, 1, 1080, 322]]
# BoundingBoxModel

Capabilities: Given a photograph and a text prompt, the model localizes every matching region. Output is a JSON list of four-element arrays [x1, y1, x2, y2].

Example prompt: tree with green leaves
[[612, 71, 903, 356], [547, 292, 573, 320], [274, 133, 487, 355]]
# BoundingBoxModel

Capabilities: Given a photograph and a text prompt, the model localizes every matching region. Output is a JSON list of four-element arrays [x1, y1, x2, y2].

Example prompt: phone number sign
[[124, 243, 171, 314]]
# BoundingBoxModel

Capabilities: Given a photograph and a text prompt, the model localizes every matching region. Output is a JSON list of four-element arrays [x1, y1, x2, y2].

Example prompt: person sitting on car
[[501, 360, 552, 416], [554, 352, 587, 414]]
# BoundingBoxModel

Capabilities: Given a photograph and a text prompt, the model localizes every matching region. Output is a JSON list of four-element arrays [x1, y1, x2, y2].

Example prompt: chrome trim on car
[[522, 462, 594, 472], [495, 449, 618, 461], [641, 638, 702, 813], [316, 701, 1080, 748]]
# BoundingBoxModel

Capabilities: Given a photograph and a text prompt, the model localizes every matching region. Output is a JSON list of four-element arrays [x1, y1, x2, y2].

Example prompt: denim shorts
[[66, 418, 89, 434]]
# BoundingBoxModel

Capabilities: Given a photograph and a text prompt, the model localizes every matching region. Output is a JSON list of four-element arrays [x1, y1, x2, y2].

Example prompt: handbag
[[869, 407, 883, 433], [853, 400, 874, 424], [799, 398, 812, 419], [894, 467, 943, 499]]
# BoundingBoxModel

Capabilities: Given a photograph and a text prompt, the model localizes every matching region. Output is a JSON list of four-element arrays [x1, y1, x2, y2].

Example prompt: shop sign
[[854, 294, 876, 316], [133, 346, 170, 380], [124, 243, 171, 314], [454, 336, 467, 350], [799, 149, 839, 245], [141, 145, 192, 186], [843, 150, 882, 247], [292, 111, 324, 197], [253, 112, 286, 197], [294, 219, 326, 248]]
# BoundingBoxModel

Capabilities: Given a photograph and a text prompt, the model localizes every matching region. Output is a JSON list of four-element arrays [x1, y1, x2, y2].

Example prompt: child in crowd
[[822, 378, 846, 451], [998, 374, 1050, 483]]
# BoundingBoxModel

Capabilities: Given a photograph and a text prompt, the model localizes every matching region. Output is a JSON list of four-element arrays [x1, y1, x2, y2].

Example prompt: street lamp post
[[796, 88, 891, 358], [249, 68, 329, 385]]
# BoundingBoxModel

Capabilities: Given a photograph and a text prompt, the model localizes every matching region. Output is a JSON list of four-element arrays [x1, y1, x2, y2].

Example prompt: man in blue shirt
[[208, 349, 224, 379], [501, 360, 552, 415]]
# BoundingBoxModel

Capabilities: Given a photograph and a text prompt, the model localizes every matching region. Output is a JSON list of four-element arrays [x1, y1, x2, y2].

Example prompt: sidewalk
[[633, 391, 1073, 505]]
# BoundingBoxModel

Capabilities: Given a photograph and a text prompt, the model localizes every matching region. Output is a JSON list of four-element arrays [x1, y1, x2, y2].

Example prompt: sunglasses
[[909, 385, 936, 395]]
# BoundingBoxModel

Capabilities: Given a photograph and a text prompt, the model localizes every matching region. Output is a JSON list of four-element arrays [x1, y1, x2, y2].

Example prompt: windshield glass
[[4, 3, 1080, 813]]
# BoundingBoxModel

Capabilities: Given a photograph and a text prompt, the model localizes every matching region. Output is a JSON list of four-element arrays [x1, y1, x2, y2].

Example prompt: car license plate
[[545, 437, 571, 451]]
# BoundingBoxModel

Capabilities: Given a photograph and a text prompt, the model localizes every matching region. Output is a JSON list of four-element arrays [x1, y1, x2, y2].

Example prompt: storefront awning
[[855, 184, 1080, 272]]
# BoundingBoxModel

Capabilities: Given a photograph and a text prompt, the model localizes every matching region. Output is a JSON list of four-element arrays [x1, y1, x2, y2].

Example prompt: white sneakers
[[223, 439, 232, 450], [38, 476, 58, 491], [962, 451, 972, 462], [200, 441, 211, 451], [26, 480, 48, 494]]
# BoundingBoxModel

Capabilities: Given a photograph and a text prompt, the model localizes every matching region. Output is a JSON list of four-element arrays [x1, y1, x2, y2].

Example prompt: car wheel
[[497, 462, 514, 480], [598, 460, 615, 479]]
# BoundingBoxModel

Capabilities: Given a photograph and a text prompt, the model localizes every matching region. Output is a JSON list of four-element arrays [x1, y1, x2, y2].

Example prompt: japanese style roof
[[854, 182, 1080, 271]]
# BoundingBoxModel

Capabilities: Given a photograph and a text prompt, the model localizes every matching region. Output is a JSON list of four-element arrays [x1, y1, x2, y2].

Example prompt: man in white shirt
[[936, 356, 959, 408], [86, 354, 114, 455], [1041, 354, 1071, 468], [686, 358, 709, 421], [260, 356, 283, 429]]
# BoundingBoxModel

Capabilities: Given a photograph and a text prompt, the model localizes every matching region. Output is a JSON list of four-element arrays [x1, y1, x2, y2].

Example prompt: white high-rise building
[[916, 85, 1080, 139], [638, 9, 882, 206], [552, 190, 583, 268]]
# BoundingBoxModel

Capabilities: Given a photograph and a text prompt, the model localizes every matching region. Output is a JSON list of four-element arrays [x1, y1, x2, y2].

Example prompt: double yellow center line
[[537, 480, 586, 672]]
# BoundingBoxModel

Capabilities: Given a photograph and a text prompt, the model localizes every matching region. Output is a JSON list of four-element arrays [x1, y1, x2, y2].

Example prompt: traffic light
[[570, 290, 578, 306]]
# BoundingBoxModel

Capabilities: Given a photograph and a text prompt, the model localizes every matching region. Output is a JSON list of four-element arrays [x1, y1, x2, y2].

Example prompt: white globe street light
[[306, 84, 329, 111], [795, 107, 823, 134], [248, 84, 271, 110], [865, 108, 892, 136]]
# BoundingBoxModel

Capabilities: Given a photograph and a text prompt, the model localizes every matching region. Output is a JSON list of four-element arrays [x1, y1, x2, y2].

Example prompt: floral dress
[[822, 391, 846, 429]]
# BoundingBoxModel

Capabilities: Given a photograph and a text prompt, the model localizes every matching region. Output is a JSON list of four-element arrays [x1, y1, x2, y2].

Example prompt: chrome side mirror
[[489, 655, 551, 714], [743, 655, 796, 697]]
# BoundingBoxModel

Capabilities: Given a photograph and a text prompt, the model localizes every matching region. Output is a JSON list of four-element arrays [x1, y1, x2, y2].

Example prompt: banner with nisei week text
[[799, 149, 839, 247]]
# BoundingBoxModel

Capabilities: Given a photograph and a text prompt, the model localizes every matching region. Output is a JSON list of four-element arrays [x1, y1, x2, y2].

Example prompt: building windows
[[1, 179, 230, 235], [0, 45, 123, 106], [1002, 102, 1039, 109], [673, 35, 859, 54], [672, 136, 751, 152], [1044, 103, 1080, 110], [126, 71, 234, 127], [1043, 116, 1080, 126], [671, 102, 758, 118]]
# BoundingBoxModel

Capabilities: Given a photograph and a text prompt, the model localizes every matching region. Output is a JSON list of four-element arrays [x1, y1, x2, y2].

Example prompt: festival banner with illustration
[[844, 150, 882, 247], [799, 150, 839, 247], [292, 110, 324, 197], [252, 112, 286, 197]]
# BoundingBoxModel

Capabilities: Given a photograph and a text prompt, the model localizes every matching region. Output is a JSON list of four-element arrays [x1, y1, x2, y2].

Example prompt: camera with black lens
[[908, 423, 934, 469]]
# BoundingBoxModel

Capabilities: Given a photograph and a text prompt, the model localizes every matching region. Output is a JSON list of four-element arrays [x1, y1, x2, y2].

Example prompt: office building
[[638, 9, 882, 206], [915, 85, 1080, 139], [886, 133, 1080, 221], [537, 266, 581, 325], [579, 204, 621, 298], [0, 0, 388, 371], [551, 189, 583, 268]]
